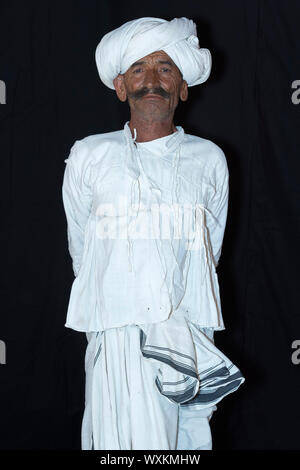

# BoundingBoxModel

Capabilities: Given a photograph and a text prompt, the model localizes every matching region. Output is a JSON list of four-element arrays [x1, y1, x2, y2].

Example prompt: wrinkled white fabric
[[95, 17, 212, 89], [62, 123, 229, 332], [81, 323, 244, 450], [62, 126, 245, 450]]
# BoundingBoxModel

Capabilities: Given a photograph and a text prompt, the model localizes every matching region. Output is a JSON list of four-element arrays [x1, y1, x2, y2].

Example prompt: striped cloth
[[139, 311, 245, 409], [81, 311, 245, 450]]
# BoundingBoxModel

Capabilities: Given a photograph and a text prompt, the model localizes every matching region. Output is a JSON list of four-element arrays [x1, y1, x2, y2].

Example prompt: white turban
[[95, 17, 212, 89]]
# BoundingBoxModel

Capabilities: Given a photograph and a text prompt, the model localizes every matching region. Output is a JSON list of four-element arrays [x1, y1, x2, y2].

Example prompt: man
[[62, 17, 245, 450]]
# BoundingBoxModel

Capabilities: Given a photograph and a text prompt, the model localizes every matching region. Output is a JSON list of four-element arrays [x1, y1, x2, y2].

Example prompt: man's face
[[113, 50, 188, 122]]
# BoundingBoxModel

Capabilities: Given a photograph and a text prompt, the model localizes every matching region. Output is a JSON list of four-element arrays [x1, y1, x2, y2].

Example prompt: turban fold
[[95, 17, 212, 89]]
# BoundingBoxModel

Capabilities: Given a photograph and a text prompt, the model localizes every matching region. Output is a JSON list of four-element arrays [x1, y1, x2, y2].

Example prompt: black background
[[0, 0, 300, 450]]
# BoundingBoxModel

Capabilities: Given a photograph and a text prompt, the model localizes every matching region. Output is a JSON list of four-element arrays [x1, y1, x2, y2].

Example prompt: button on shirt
[[62, 122, 229, 332]]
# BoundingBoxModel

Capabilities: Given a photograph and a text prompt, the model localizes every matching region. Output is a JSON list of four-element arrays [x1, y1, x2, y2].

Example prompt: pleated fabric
[[81, 313, 244, 450], [82, 325, 179, 450]]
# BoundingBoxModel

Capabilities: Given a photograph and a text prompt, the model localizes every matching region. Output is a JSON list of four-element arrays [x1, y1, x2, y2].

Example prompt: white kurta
[[62, 122, 245, 450]]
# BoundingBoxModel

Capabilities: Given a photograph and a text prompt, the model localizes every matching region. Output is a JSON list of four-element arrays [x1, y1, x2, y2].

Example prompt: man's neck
[[129, 117, 177, 143]]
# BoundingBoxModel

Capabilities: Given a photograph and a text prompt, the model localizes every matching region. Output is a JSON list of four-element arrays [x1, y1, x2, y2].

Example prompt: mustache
[[128, 86, 170, 100]]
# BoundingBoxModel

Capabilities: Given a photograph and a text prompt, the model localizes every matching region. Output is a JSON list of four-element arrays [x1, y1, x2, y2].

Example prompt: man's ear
[[180, 80, 188, 102], [113, 74, 127, 102]]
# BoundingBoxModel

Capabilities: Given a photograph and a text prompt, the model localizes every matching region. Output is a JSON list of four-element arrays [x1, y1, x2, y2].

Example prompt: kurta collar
[[123, 121, 185, 157]]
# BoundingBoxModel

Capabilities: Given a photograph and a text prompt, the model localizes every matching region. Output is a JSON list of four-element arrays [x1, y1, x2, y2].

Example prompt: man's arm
[[62, 140, 93, 277], [206, 147, 229, 268]]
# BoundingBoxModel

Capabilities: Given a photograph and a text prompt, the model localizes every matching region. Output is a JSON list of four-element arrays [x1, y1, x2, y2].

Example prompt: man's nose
[[144, 68, 160, 88]]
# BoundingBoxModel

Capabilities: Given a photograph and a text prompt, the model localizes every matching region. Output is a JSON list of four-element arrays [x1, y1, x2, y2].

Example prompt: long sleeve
[[206, 147, 229, 268], [62, 140, 93, 277]]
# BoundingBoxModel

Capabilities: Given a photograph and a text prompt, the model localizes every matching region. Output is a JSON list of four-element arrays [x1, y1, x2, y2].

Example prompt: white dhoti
[[81, 314, 244, 450]]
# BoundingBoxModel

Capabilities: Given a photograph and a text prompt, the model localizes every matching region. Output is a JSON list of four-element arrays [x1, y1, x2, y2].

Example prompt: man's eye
[[133, 68, 142, 73], [160, 67, 171, 72]]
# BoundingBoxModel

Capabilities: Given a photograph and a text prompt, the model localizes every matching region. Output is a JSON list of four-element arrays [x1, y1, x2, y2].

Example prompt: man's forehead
[[129, 50, 175, 67]]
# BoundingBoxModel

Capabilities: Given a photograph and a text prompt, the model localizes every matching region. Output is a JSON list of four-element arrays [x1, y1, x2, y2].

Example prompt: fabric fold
[[139, 312, 245, 410], [139, 321, 200, 405], [81, 315, 245, 449]]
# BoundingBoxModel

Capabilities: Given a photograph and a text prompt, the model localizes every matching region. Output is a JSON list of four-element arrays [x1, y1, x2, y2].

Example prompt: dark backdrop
[[1, 0, 300, 450]]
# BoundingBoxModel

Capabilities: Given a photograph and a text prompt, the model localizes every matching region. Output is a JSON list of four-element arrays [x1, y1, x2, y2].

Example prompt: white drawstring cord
[[123, 123, 215, 292], [169, 146, 188, 307], [133, 133, 172, 302], [126, 127, 140, 273]]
